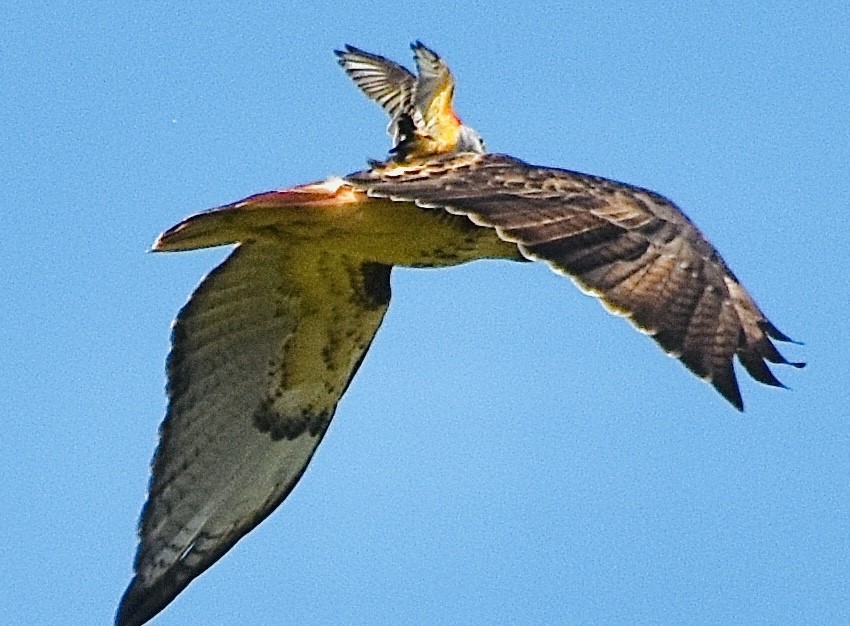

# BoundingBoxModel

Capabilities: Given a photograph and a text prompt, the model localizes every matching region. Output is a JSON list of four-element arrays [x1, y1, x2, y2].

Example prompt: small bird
[[336, 41, 486, 161]]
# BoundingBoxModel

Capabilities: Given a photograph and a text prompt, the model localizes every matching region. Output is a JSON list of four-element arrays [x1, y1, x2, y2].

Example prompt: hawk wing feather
[[117, 238, 391, 626], [346, 152, 802, 409]]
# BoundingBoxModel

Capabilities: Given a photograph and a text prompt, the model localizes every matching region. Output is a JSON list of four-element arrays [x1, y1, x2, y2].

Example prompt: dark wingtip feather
[[738, 352, 787, 389], [115, 577, 167, 626], [755, 333, 805, 368], [753, 322, 806, 366], [711, 363, 744, 412], [760, 320, 804, 345], [335, 44, 367, 64]]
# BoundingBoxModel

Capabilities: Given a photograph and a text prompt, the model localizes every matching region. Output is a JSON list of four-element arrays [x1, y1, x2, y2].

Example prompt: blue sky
[[2, 2, 848, 624]]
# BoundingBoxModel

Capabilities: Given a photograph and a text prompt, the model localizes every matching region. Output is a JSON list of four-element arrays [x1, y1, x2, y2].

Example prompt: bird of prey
[[117, 50, 802, 626], [336, 41, 486, 160]]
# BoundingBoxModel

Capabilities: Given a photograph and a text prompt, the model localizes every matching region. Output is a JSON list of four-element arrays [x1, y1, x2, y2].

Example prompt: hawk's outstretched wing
[[346, 152, 802, 410], [119, 153, 801, 624], [116, 201, 391, 626]]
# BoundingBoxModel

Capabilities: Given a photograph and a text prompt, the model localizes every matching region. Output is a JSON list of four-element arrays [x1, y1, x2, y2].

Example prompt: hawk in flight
[[336, 41, 486, 160], [117, 44, 802, 626]]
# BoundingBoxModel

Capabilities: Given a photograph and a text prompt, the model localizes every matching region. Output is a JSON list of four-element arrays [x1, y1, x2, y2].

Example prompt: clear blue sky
[[2, 3, 848, 625]]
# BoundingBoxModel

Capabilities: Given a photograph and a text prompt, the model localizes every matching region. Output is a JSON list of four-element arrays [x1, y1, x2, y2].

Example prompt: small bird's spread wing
[[117, 198, 391, 626], [335, 44, 416, 141], [410, 40, 456, 129], [335, 41, 457, 132], [346, 152, 802, 409]]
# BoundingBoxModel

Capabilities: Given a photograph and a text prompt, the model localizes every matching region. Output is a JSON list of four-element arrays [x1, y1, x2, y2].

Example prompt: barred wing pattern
[[117, 235, 391, 626], [347, 152, 802, 409], [334, 42, 457, 136], [337, 42, 484, 160], [335, 45, 416, 142]]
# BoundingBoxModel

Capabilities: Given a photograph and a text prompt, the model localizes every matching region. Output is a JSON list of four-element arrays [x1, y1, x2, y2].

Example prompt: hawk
[[336, 41, 486, 160], [117, 54, 802, 626]]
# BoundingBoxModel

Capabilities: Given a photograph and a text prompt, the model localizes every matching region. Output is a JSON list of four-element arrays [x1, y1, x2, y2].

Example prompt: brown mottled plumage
[[118, 46, 802, 626], [346, 152, 803, 410]]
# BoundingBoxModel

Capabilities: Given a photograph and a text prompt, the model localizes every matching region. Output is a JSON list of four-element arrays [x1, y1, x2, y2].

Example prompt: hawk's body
[[118, 41, 801, 626], [118, 153, 800, 626]]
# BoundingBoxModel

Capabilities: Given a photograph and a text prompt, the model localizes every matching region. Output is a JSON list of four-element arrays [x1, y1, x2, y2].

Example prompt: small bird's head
[[456, 124, 486, 154]]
